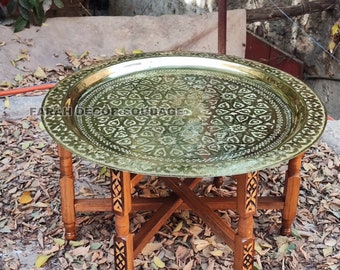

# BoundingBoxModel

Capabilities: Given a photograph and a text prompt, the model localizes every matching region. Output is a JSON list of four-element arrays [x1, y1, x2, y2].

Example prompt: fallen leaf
[[34, 67, 47, 79], [132, 49, 144, 54], [114, 48, 126, 55], [14, 74, 24, 83], [173, 221, 183, 233], [71, 58, 81, 68], [0, 226, 11, 233], [35, 254, 54, 268], [153, 255, 165, 268], [303, 162, 317, 171], [99, 166, 107, 175], [21, 141, 32, 150], [53, 0, 64, 9], [65, 50, 76, 60], [37, 230, 44, 249], [69, 240, 85, 247], [70, 245, 90, 257], [0, 219, 8, 228], [79, 186, 96, 197], [323, 246, 333, 257], [15, 53, 29, 62], [183, 259, 194, 270], [22, 121, 30, 129], [38, 122, 46, 131], [291, 228, 301, 238], [90, 242, 102, 250], [0, 81, 12, 87], [10, 59, 16, 67], [324, 238, 337, 247], [79, 51, 90, 59], [255, 239, 272, 256], [19, 191, 33, 204], [4, 97, 10, 108], [193, 239, 210, 251], [141, 242, 163, 256], [54, 238, 65, 246], [33, 202, 49, 208], [175, 244, 190, 261], [275, 236, 289, 246], [323, 166, 334, 176], [276, 242, 289, 259], [188, 225, 203, 236], [210, 249, 223, 257]]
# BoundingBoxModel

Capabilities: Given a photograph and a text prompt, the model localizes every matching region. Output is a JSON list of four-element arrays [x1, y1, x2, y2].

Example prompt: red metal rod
[[0, 83, 56, 97], [218, 0, 227, 54]]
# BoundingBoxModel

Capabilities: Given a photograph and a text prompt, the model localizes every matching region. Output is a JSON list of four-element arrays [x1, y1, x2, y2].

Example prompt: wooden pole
[[218, 0, 227, 54], [246, 0, 336, 23]]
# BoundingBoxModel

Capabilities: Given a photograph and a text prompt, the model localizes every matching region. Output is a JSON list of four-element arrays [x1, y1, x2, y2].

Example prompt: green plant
[[7, 0, 64, 32]]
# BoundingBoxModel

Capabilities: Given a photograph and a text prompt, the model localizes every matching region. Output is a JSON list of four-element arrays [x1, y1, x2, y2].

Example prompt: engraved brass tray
[[42, 52, 326, 177]]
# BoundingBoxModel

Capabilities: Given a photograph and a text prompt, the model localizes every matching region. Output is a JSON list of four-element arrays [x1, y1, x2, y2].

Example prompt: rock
[[109, 0, 218, 16]]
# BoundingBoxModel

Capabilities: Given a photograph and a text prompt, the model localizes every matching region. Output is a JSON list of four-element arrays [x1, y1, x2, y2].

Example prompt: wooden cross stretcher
[[58, 145, 304, 270]]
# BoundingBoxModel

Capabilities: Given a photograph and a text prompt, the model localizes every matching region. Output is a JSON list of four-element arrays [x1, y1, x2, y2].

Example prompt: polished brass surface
[[42, 52, 326, 177]]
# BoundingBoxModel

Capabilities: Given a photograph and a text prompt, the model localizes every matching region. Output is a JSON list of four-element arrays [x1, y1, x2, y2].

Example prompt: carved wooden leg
[[234, 172, 258, 270], [58, 145, 76, 240], [281, 153, 304, 236], [111, 171, 134, 270]]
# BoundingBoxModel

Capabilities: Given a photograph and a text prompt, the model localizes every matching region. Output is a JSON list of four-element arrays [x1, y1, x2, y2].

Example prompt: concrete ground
[[0, 11, 246, 82]]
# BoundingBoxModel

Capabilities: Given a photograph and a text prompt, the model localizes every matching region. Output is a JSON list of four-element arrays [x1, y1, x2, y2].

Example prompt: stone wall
[[109, 0, 217, 16], [108, 0, 338, 77], [236, 0, 340, 118]]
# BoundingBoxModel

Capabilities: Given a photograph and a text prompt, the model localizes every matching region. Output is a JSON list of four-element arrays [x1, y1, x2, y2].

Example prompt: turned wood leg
[[281, 153, 304, 236], [111, 171, 134, 270], [58, 145, 76, 240], [234, 172, 258, 270]]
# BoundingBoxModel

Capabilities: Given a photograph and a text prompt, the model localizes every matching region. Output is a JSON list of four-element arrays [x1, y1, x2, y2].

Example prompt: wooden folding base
[[58, 145, 304, 270]]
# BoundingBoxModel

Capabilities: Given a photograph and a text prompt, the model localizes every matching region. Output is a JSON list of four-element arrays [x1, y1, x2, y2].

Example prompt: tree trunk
[[246, 0, 336, 23]]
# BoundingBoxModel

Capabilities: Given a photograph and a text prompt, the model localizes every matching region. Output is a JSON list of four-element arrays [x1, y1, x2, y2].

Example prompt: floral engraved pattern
[[42, 52, 326, 177], [76, 69, 290, 164]]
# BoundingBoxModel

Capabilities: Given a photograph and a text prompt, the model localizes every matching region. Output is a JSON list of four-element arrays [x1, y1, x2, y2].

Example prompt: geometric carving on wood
[[114, 239, 127, 270], [243, 241, 254, 270], [245, 172, 258, 213], [111, 170, 123, 213]]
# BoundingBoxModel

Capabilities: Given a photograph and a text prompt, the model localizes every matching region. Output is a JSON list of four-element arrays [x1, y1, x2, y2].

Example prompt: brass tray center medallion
[[76, 69, 291, 162]]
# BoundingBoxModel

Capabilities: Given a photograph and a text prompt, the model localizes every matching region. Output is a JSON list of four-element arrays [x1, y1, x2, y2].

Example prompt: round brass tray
[[42, 52, 326, 177]]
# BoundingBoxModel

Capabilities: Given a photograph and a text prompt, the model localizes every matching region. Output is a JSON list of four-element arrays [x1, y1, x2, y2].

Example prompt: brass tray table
[[42, 52, 326, 270]]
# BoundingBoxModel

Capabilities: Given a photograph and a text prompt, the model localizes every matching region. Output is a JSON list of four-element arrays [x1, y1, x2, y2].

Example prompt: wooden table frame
[[58, 145, 304, 270]]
